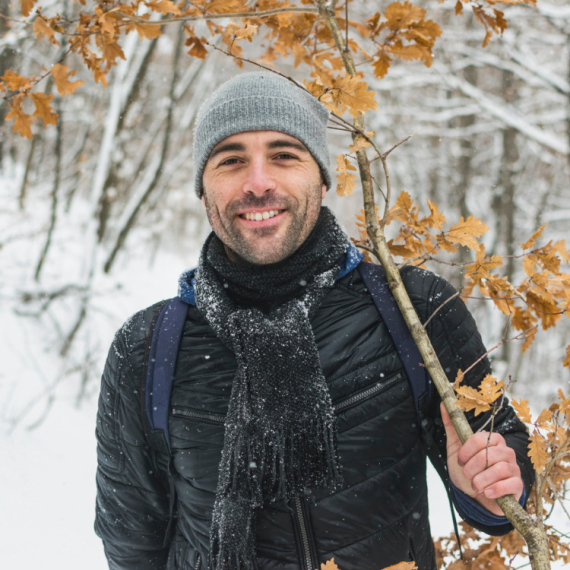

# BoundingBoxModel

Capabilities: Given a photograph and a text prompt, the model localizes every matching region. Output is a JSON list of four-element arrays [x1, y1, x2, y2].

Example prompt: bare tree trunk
[[492, 70, 519, 364], [18, 137, 37, 210], [34, 99, 63, 282], [103, 26, 185, 273], [0, 0, 16, 168], [97, 37, 159, 242], [454, 63, 477, 289]]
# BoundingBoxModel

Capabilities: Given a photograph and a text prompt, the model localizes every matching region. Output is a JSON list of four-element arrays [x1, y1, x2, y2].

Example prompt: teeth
[[244, 210, 280, 221]]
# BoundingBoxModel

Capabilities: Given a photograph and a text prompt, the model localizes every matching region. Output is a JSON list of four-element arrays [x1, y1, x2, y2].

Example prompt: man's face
[[202, 131, 326, 265]]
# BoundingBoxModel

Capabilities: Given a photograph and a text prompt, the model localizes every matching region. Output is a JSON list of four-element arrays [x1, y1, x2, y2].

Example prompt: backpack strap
[[357, 262, 465, 555], [357, 262, 432, 425], [145, 297, 190, 456], [142, 296, 190, 547]]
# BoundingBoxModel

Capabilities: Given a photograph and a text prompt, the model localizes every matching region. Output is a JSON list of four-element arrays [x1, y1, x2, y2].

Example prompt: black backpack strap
[[357, 262, 432, 425], [145, 297, 190, 455], [358, 262, 464, 557], [143, 297, 190, 548]]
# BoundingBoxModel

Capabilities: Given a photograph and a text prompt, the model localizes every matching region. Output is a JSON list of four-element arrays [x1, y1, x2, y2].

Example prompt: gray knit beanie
[[193, 72, 332, 197]]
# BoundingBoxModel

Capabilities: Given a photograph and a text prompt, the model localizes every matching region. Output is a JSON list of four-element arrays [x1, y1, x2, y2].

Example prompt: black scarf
[[194, 207, 349, 569]]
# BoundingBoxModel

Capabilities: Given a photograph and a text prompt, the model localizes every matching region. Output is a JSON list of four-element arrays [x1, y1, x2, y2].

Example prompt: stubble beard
[[203, 182, 323, 266]]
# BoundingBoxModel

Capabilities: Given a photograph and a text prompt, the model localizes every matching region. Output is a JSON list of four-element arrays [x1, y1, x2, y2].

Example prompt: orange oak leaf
[[205, 0, 248, 14], [1, 70, 33, 91], [186, 34, 209, 59], [349, 133, 373, 154], [528, 432, 548, 473], [21, 0, 36, 17], [446, 215, 489, 250], [51, 64, 85, 97], [372, 51, 391, 79], [426, 200, 447, 231], [30, 92, 58, 127], [455, 386, 493, 416], [334, 75, 377, 118], [521, 223, 547, 250], [386, 190, 418, 225], [98, 37, 127, 68], [471, 5, 507, 48], [134, 21, 162, 40], [511, 398, 532, 424], [564, 345, 570, 369], [336, 154, 357, 197], [321, 559, 340, 570], [33, 15, 60, 45], [554, 239, 570, 263], [455, 374, 503, 416], [95, 7, 120, 38], [225, 22, 258, 42], [148, 0, 182, 15], [536, 408, 553, 428], [6, 97, 33, 139]]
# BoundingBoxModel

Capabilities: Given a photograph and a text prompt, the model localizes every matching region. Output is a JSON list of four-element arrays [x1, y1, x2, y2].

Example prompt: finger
[[462, 444, 518, 480], [440, 402, 462, 458], [457, 431, 506, 467], [471, 467, 524, 501]]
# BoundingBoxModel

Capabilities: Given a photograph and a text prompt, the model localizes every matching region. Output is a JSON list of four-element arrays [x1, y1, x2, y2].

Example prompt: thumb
[[441, 402, 462, 460]]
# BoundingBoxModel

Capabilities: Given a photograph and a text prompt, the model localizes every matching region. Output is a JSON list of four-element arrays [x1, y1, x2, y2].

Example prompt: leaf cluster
[[352, 191, 570, 362], [2, 0, 535, 136]]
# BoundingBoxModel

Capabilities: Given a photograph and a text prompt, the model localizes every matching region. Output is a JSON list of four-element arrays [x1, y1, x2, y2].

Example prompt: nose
[[242, 157, 277, 196]]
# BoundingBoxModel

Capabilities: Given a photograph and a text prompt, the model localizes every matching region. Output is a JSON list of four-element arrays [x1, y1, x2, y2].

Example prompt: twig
[[382, 134, 414, 159], [546, 477, 570, 522], [380, 154, 392, 227], [454, 327, 537, 389], [423, 291, 461, 329], [114, 6, 319, 26]]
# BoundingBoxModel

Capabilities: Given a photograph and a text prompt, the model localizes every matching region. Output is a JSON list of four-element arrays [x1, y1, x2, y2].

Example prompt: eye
[[274, 153, 297, 161], [219, 157, 241, 166]]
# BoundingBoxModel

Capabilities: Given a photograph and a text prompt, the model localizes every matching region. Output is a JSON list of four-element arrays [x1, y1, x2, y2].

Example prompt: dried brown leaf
[[336, 155, 357, 197], [512, 398, 532, 423], [30, 92, 58, 127], [6, 97, 33, 139], [51, 64, 84, 97]]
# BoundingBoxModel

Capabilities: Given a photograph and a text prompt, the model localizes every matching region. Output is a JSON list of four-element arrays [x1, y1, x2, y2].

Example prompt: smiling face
[[202, 131, 326, 265]]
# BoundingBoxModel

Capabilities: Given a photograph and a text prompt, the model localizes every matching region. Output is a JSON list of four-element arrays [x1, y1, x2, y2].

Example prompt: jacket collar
[[178, 242, 364, 306]]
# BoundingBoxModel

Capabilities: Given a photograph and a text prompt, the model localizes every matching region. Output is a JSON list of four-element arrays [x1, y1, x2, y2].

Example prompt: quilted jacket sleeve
[[94, 308, 171, 569], [402, 267, 535, 536]]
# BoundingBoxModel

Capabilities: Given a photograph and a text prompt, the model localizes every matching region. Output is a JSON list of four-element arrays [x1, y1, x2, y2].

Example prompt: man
[[95, 72, 533, 570]]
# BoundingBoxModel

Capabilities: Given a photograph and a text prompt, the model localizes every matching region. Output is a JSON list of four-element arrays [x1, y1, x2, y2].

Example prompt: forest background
[[0, 0, 569, 568]]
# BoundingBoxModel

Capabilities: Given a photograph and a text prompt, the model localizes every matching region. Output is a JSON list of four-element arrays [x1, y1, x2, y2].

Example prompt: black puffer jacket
[[95, 266, 534, 570]]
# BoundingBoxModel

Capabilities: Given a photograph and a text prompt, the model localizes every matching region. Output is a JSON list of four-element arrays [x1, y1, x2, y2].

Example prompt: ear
[[201, 195, 206, 209], [321, 183, 326, 200]]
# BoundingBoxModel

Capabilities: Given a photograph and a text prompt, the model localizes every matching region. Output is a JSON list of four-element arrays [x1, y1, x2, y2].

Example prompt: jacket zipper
[[171, 407, 226, 423], [194, 552, 201, 570], [294, 494, 317, 570], [172, 371, 403, 425], [333, 371, 402, 414]]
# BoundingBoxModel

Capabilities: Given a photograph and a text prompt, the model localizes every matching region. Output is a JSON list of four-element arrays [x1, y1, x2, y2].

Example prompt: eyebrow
[[208, 139, 309, 162]]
